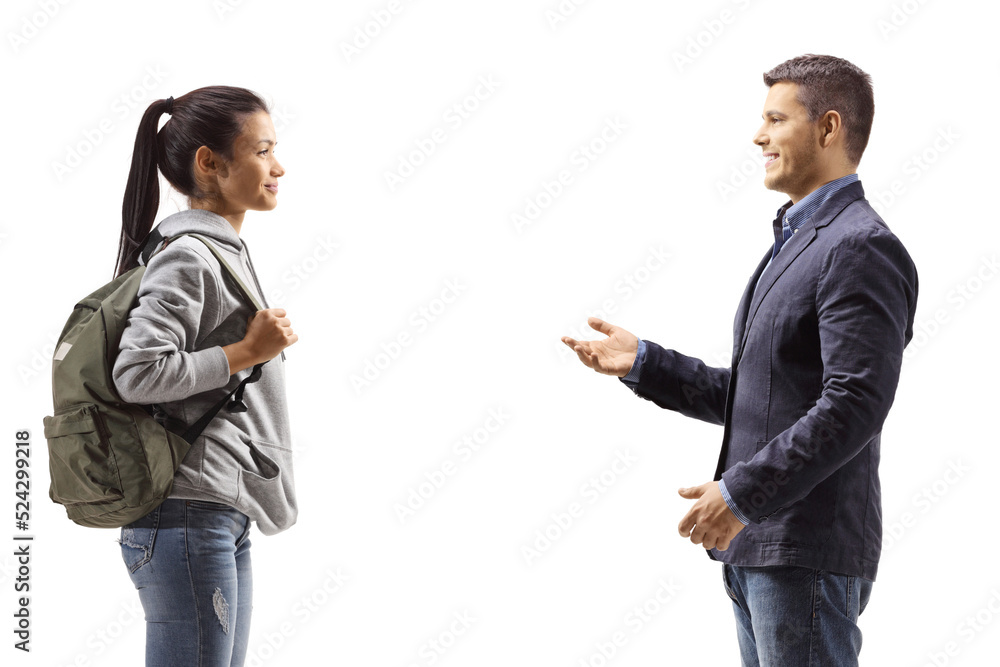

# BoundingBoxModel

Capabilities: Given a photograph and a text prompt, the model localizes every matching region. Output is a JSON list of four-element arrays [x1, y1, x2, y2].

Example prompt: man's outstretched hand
[[677, 482, 746, 551], [561, 317, 639, 378]]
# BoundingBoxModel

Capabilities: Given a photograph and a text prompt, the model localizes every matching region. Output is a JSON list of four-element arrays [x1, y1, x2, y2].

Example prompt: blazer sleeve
[[628, 340, 732, 426], [112, 242, 232, 404], [721, 227, 918, 520]]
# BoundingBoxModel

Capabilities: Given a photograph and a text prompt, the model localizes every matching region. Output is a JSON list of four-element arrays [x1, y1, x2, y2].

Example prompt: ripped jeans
[[120, 499, 253, 666]]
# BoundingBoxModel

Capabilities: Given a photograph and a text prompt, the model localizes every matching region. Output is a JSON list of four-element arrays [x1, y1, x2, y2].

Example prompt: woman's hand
[[223, 308, 298, 374]]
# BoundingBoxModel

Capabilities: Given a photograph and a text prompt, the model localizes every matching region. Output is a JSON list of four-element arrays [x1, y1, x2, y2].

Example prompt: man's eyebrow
[[762, 110, 788, 118]]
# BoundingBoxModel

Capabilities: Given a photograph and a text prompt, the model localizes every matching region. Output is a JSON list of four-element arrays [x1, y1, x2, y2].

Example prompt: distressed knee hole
[[212, 588, 230, 634]]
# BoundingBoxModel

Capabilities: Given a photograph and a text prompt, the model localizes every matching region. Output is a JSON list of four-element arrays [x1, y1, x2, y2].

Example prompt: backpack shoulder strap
[[185, 233, 265, 312], [140, 227, 165, 266], [181, 361, 265, 443], [151, 231, 265, 312], [144, 230, 269, 444]]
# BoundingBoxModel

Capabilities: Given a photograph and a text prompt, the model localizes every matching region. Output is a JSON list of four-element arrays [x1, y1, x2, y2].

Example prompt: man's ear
[[818, 110, 843, 148]]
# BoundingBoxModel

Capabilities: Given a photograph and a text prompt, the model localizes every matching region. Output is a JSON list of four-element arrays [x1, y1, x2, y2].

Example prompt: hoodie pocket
[[236, 439, 296, 534]]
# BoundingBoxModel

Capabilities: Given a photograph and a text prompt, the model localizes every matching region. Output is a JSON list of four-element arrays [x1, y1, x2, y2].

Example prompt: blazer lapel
[[732, 250, 771, 365], [733, 181, 867, 364], [736, 225, 817, 360]]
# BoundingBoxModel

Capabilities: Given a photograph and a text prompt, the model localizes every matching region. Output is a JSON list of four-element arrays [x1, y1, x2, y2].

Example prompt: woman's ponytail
[[115, 96, 174, 278]]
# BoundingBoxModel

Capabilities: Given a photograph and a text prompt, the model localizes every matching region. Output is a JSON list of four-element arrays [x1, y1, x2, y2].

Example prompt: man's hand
[[677, 482, 746, 551], [561, 317, 639, 378]]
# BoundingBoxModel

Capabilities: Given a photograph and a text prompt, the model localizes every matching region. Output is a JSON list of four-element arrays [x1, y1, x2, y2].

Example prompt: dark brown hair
[[115, 85, 270, 277], [763, 54, 874, 166]]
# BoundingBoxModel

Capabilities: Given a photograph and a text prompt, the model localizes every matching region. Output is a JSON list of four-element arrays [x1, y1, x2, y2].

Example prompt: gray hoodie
[[112, 209, 296, 535]]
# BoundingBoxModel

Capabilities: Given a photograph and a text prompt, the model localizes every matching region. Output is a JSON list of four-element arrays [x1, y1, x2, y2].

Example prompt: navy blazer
[[632, 181, 917, 580]]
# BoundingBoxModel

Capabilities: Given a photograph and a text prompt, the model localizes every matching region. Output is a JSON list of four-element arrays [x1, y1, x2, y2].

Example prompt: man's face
[[752, 82, 823, 203]]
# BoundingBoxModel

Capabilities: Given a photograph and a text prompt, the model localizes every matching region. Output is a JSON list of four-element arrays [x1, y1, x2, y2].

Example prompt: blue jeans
[[120, 499, 253, 666], [721, 564, 873, 666]]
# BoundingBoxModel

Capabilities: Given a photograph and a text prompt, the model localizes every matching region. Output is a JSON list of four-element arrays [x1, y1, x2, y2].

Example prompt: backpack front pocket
[[44, 404, 124, 505]]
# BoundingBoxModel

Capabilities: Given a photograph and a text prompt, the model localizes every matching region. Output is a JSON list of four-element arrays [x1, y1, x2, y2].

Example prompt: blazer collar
[[734, 181, 867, 363]]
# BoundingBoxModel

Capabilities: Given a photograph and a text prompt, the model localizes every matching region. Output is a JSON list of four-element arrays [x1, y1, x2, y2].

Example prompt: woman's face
[[213, 110, 284, 218]]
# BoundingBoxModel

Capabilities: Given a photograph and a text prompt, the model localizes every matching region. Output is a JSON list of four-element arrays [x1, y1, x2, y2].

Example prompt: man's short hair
[[763, 54, 874, 166]]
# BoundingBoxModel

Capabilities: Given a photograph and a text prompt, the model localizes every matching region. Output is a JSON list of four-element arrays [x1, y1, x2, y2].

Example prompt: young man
[[563, 54, 918, 666]]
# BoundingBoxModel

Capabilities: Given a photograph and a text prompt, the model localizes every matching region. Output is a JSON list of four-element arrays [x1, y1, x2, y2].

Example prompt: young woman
[[111, 86, 298, 666]]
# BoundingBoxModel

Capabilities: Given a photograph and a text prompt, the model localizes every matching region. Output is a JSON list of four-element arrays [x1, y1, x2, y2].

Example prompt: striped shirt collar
[[780, 173, 859, 238]]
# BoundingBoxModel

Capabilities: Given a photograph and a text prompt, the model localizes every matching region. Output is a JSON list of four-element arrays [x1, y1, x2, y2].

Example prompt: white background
[[3, 0, 998, 665]]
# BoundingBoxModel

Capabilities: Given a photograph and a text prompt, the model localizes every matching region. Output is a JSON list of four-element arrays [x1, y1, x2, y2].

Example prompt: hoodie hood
[[141, 209, 244, 264]]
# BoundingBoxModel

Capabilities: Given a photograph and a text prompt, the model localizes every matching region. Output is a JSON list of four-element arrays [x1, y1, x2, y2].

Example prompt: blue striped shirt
[[622, 174, 860, 525], [755, 173, 859, 289]]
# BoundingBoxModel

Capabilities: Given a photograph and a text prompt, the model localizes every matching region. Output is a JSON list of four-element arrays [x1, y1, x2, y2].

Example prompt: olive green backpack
[[43, 229, 264, 528]]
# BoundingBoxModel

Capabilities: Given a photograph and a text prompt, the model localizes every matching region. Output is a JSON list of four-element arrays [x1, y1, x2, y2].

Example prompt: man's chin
[[762, 174, 787, 195]]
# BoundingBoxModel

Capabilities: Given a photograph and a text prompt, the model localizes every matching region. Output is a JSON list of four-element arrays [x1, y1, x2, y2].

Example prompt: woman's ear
[[191, 145, 226, 197], [193, 145, 229, 180]]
